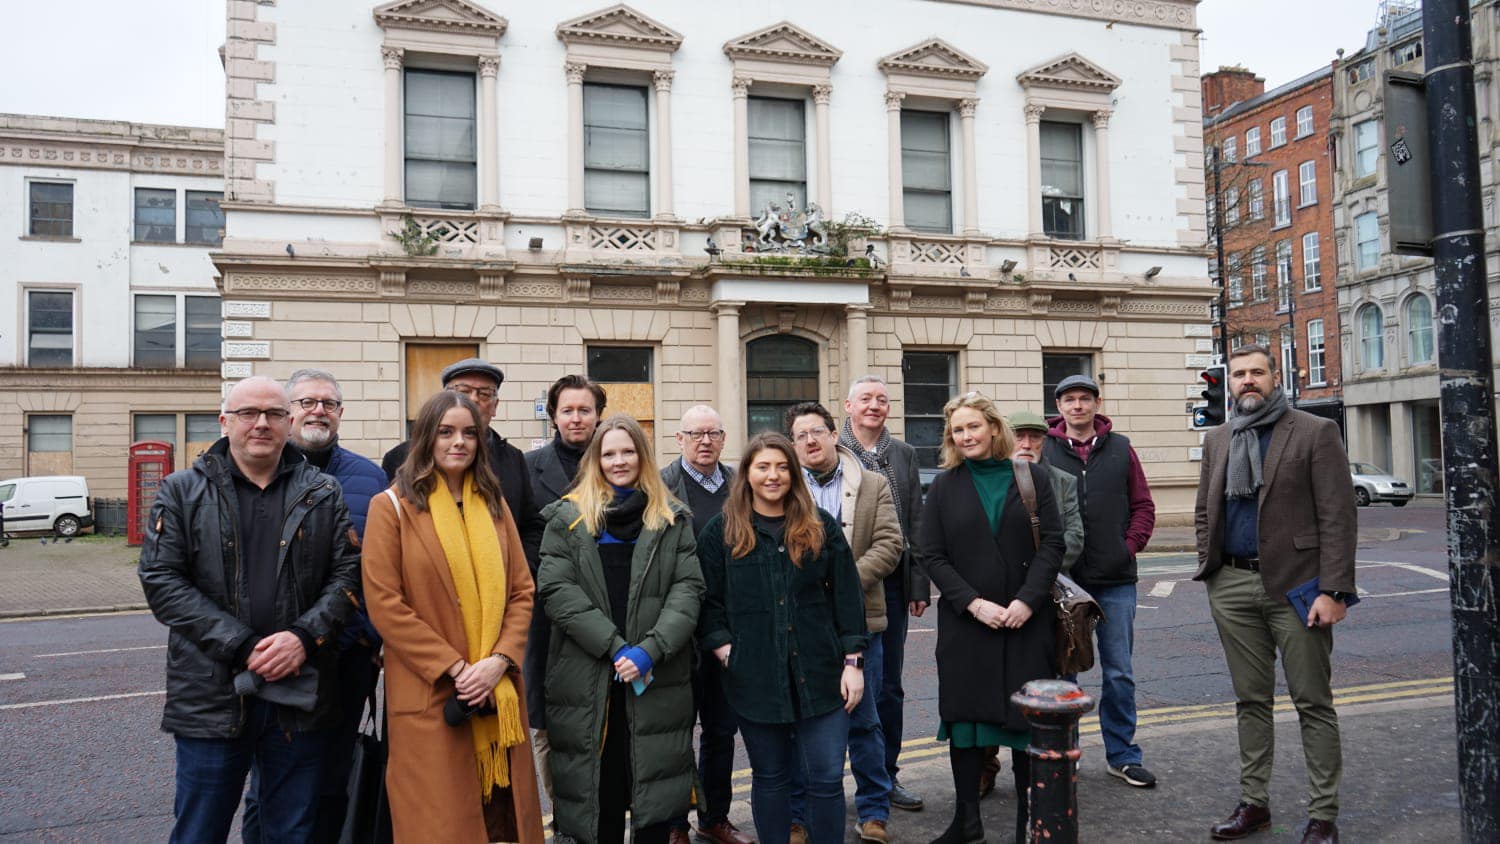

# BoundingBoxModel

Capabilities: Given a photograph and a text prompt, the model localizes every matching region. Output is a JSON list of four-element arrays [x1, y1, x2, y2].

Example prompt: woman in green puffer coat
[[537, 414, 705, 844]]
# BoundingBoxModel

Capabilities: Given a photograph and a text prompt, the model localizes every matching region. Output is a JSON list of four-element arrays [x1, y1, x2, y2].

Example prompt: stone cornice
[[556, 4, 683, 51], [0, 114, 223, 176], [878, 38, 989, 81], [373, 0, 509, 36], [723, 22, 842, 67], [923, 0, 1198, 31], [0, 368, 222, 391]]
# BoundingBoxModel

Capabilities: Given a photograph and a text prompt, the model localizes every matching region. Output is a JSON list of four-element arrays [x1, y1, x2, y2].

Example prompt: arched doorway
[[746, 335, 819, 436]]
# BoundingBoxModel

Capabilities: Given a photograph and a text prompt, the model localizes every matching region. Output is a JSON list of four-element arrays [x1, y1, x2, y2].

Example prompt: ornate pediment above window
[[878, 38, 988, 99], [724, 22, 842, 81], [557, 4, 682, 70], [1017, 53, 1119, 112], [373, 0, 507, 54]]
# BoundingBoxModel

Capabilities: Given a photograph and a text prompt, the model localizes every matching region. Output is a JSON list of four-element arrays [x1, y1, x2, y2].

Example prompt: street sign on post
[[1385, 70, 1434, 255]]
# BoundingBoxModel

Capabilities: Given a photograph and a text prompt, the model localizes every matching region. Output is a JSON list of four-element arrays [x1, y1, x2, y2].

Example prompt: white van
[[0, 476, 92, 537]]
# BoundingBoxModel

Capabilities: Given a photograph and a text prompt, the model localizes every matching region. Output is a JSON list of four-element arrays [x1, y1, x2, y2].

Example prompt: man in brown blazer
[[1194, 344, 1357, 844]]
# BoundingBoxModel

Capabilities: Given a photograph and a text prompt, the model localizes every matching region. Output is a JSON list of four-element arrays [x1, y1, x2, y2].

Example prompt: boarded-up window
[[588, 346, 655, 441], [405, 343, 480, 432], [186, 414, 220, 462], [27, 415, 73, 475]]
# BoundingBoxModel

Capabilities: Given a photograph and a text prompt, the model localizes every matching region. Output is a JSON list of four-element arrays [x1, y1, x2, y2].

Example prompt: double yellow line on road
[[720, 676, 1453, 790]]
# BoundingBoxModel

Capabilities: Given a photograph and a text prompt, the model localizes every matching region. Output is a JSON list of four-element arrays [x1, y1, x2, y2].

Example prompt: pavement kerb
[[0, 604, 150, 620]]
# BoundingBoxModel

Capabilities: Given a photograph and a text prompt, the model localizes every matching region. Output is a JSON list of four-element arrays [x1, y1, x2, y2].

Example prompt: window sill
[[19, 235, 80, 243], [131, 240, 224, 248], [1271, 222, 1292, 232], [1307, 381, 1328, 388], [1297, 200, 1318, 209], [1304, 285, 1322, 293]]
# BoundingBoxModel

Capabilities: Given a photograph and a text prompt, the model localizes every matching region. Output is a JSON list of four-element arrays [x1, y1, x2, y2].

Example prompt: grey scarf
[[1226, 386, 1289, 499], [838, 418, 906, 539]]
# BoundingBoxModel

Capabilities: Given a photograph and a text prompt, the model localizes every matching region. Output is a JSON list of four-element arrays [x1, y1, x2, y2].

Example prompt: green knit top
[[965, 457, 1014, 532]]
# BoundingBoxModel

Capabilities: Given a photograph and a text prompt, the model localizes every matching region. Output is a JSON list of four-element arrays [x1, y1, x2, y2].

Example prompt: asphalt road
[[0, 501, 1463, 841]]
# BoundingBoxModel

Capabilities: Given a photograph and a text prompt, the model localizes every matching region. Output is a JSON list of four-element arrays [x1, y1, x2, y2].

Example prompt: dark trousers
[[738, 707, 850, 844], [242, 643, 377, 843], [594, 684, 670, 844], [171, 698, 326, 844], [878, 577, 908, 778], [694, 647, 740, 827]]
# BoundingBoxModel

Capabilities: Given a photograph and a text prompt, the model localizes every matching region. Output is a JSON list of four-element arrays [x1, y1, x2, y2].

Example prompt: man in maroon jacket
[[1042, 374, 1157, 789]]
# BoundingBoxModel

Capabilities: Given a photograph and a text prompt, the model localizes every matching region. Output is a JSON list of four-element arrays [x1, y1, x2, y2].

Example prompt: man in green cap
[[976, 409, 1086, 796]]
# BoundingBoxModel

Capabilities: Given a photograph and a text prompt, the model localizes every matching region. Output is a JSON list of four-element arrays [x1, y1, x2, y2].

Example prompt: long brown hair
[[567, 414, 680, 535], [395, 390, 504, 518], [722, 432, 824, 565]]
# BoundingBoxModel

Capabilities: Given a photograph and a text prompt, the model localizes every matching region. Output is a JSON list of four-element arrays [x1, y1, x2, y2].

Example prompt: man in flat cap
[[381, 358, 546, 564], [1042, 374, 1157, 789]]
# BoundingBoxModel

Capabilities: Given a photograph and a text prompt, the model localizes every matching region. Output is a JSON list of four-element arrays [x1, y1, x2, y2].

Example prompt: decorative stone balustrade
[[378, 207, 508, 261], [564, 216, 682, 263]]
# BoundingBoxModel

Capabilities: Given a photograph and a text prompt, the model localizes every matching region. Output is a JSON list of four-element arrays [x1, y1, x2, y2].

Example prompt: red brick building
[[1202, 65, 1343, 422]]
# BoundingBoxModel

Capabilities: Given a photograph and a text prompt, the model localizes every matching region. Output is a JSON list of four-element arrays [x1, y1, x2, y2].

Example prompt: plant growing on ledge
[[392, 214, 438, 257], [824, 211, 884, 258]]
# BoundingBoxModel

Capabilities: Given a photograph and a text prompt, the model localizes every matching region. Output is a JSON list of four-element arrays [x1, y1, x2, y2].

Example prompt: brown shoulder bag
[[1012, 462, 1104, 675]]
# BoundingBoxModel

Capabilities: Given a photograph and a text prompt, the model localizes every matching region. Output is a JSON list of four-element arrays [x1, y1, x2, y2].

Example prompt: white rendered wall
[[253, 0, 1188, 247]]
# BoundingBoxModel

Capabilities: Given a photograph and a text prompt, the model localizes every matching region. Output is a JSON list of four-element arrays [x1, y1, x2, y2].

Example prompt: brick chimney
[[1201, 67, 1267, 117]]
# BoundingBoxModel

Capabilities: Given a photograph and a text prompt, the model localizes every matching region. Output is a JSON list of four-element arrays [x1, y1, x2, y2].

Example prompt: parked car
[[0, 476, 93, 536], [1349, 462, 1413, 507]]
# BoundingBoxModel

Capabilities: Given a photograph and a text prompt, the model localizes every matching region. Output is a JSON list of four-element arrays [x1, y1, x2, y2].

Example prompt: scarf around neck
[[1226, 386, 1289, 500], [839, 419, 906, 537], [427, 473, 525, 798], [602, 486, 647, 543]]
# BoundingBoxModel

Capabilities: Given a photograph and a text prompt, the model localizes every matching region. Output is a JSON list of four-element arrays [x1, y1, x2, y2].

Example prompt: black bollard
[[1011, 679, 1096, 844]]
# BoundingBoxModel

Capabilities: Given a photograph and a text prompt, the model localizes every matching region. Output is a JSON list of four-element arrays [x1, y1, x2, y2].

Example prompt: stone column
[[382, 47, 405, 206], [814, 84, 834, 212], [478, 55, 501, 212], [1024, 102, 1046, 237], [653, 70, 675, 219], [732, 76, 752, 218], [713, 301, 746, 459], [566, 62, 588, 214], [959, 98, 980, 235], [845, 304, 870, 380], [886, 90, 907, 230], [1092, 109, 1114, 239], [1389, 400, 1415, 488]]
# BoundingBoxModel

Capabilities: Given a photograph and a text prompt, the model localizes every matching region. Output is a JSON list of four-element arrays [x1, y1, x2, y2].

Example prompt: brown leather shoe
[[696, 821, 756, 844], [858, 819, 889, 843], [788, 823, 808, 844], [670, 828, 692, 844], [1210, 802, 1272, 840], [1300, 820, 1339, 844]]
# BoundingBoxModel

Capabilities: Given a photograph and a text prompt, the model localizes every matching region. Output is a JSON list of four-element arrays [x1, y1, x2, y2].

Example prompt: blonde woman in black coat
[[917, 392, 1065, 844]]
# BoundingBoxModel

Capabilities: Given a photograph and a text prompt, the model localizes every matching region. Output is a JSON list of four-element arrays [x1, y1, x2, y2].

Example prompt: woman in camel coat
[[363, 390, 545, 844]]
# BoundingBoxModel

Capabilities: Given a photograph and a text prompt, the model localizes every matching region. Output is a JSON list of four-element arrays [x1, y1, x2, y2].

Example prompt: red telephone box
[[128, 441, 175, 546]]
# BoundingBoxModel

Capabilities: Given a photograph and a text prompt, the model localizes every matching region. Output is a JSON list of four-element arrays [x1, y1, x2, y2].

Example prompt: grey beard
[[297, 426, 333, 448], [1237, 392, 1265, 412]]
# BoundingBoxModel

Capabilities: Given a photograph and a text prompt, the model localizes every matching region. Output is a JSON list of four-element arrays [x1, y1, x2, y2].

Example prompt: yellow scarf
[[428, 473, 526, 798]]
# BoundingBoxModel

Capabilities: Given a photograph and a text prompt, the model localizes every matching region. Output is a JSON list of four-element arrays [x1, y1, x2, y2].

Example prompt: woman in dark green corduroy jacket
[[698, 432, 868, 844]]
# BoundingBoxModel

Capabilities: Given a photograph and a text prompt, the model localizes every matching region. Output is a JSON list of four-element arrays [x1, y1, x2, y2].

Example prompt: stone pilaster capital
[[813, 85, 833, 106], [711, 300, 746, 317], [381, 46, 405, 70], [884, 90, 907, 111], [1092, 108, 1114, 129], [565, 62, 588, 84], [1023, 102, 1047, 124], [478, 55, 501, 78], [958, 98, 979, 118], [731, 76, 752, 97], [653, 69, 675, 92]]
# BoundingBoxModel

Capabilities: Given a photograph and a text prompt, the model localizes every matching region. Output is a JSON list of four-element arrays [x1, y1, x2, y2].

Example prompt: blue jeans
[[171, 698, 326, 844], [1087, 583, 1143, 768], [738, 707, 850, 844], [878, 576, 908, 779], [791, 636, 890, 824]]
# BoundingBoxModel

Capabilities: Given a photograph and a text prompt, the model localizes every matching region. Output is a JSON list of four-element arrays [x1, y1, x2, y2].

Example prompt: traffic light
[[1193, 365, 1228, 428]]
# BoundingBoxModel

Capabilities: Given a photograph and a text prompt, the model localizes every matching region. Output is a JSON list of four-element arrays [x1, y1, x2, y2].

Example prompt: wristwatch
[[844, 656, 865, 669], [1320, 590, 1353, 603]]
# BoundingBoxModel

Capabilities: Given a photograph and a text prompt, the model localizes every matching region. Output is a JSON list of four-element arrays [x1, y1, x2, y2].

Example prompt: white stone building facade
[[216, 0, 1216, 517], [1330, 2, 1500, 496], [0, 114, 225, 496]]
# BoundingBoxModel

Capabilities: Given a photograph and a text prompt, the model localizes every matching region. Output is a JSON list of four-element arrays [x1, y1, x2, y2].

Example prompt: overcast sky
[[0, 0, 1389, 128]]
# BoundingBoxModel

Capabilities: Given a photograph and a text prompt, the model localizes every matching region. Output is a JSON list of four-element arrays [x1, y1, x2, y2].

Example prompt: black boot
[[931, 745, 986, 844], [1013, 750, 1032, 843], [932, 801, 984, 844]]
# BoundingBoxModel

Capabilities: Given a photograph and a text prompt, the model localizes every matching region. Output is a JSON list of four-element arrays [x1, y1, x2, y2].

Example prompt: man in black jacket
[[139, 376, 361, 844], [380, 358, 546, 563]]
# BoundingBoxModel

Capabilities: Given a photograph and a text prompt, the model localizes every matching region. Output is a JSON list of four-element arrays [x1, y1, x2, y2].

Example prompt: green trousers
[[1206, 565, 1341, 821]]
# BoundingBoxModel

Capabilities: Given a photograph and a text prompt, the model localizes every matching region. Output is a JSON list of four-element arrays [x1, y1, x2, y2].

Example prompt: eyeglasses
[[449, 385, 497, 401], [680, 429, 726, 442], [792, 426, 831, 443], [292, 398, 342, 412], [226, 407, 291, 423]]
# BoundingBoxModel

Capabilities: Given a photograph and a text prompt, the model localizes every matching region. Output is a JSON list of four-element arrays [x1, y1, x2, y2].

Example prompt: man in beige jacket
[[787, 401, 904, 844]]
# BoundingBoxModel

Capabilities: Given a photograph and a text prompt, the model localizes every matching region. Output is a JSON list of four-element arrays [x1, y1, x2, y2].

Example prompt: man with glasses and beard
[[1194, 345, 1356, 844]]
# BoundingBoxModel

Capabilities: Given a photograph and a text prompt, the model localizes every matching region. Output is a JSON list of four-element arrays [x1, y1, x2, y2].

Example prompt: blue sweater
[[324, 446, 388, 649]]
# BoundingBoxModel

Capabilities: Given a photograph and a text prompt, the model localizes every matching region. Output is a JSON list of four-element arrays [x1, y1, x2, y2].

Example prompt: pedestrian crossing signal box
[[128, 441, 175, 546], [1192, 366, 1228, 429]]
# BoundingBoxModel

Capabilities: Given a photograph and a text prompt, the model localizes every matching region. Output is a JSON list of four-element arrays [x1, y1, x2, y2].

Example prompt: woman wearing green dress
[[916, 392, 1065, 843]]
